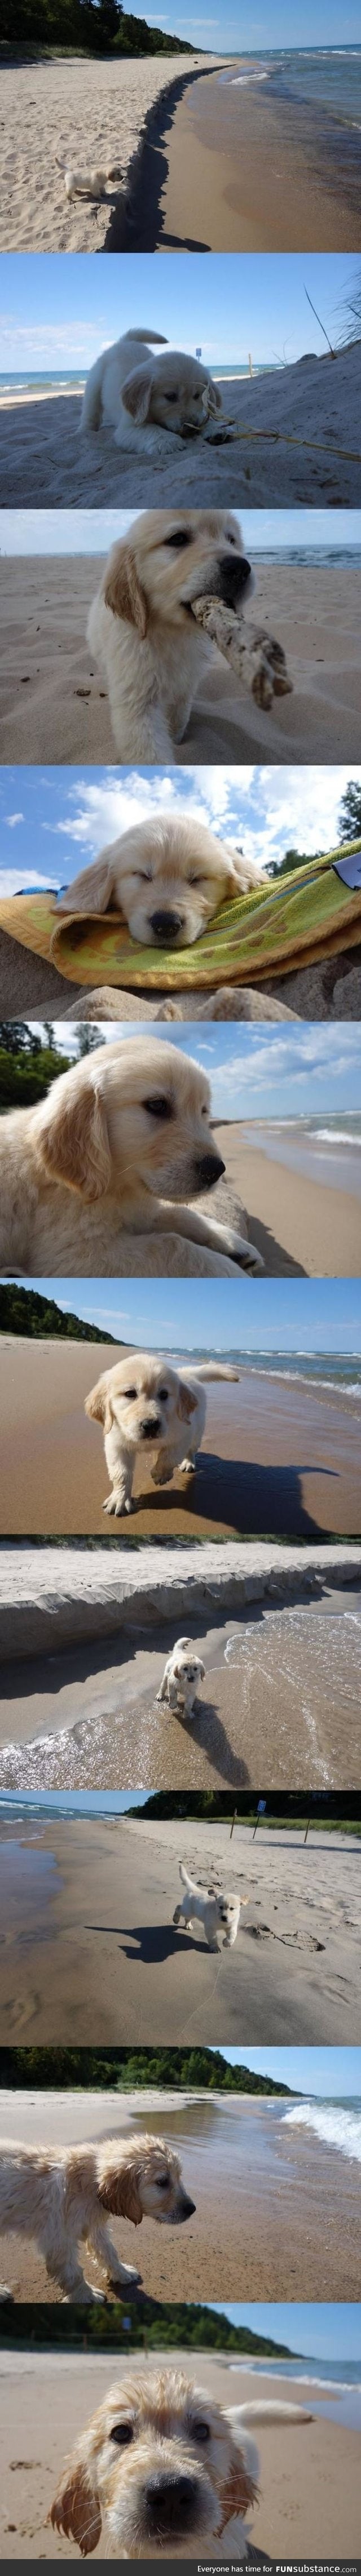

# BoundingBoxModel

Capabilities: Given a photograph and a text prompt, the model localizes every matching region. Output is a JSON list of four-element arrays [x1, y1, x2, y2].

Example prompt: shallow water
[[0, 1829, 60, 1939]]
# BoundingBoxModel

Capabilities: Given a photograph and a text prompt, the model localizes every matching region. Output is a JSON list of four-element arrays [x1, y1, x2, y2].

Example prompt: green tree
[[338, 781, 361, 843]]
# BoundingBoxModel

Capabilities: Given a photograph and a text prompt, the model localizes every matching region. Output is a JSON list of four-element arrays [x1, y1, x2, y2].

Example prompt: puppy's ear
[[176, 1381, 198, 1424], [85, 1372, 114, 1431], [219, 2428, 258, 2531], [37, 1079, 112, 1203], [57, 853, 117, 917], [121, 362, 153, 424], [50, 2459, 102, 2557], [99, 2158, 143, 2225], [207, 379, 223, 415], [104, 543, 148, 637]]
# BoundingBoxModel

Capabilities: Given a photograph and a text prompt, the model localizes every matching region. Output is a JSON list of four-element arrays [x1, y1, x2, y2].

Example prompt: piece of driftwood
[[192, 592, 293, 709]]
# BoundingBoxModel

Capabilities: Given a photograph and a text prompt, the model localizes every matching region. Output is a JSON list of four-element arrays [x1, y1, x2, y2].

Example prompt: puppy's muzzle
[[139, 1412, 162, 1439], [149, 908, 184, 944], [193, 1150, 225, 1189], [144, 2471, 202, 2543], [175, 2191, 196, 2220]]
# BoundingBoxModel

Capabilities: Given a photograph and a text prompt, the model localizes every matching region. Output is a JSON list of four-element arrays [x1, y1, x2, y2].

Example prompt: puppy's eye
[[159, 1387, 169, 1401], [123, 1387, 138, 1400], [165, 529, 191, 549], [109, 2423, 134, 2446], [164, 391, 179, 404], [192, 2420, 211, 2444], [155, 2174, 170, 2188], [226, 529, 237, 546], [143, 1094, 173, 1119], [135, 870, 153, 882]]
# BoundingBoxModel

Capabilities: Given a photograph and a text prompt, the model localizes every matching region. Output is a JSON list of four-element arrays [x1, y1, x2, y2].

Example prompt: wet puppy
[[80, 330, 223, 453], [50, 2365, 312, 2559], [157, 1638, 206, 1719]]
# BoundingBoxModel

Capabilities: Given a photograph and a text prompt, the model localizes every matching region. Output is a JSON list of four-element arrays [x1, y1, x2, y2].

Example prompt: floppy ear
[[121, 361, 154, 424], [50, 2459, 102, 2557], [104, 543, 148, 637], [218, 2427, 258, 2531], [206, 379, 223, 415], [37, 1079, 112, 1203], [85, 1373, 114, 1431], [99, 2158, 143, 2225], [176, 1380, 198, 1424], [58, 853, 118, 917]]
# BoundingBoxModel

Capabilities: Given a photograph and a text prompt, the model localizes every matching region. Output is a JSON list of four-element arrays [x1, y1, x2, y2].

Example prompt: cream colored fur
[[86, 508, 262, 761], [157, 1637, 206, 1718], [80, 331, 223, 454], [0, 2134, 195, 2305], [58, 810, 264, 950], [173, 1861, 247, 1951], [85, 1353, 240, 1517], [50, 2366, 312, 2558]]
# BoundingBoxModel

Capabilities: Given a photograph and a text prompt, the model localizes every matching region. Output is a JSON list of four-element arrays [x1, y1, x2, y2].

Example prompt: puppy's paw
[[151, 1463, 172, 1487], [102, 1491, 133, 1517]]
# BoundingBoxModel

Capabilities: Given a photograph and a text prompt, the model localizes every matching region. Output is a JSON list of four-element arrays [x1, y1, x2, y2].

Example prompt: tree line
[[0, 2042, 293, 2093], [3, 1, 195, 55]]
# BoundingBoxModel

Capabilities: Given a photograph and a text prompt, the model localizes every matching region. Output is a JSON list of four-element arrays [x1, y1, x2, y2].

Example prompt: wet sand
[[146, 63, 361, 252], [1, 1591, 360, 1795], [0, 1814, 359, 2047], [0, 2086, 359, 2306], [1, 559, 361, 766], [1, 1335, 360, 1538], [216, 1122, 361, 1277], [1, 2348, 359, 2560]]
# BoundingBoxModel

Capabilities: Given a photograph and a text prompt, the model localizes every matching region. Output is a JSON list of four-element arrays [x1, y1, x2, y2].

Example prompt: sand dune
[[1, 343, 360, 508]]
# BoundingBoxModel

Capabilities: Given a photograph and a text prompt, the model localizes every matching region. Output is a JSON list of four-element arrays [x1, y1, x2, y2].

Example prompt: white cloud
[[5, 813, 24, 827], [0, 867, 60, 897], [54, 762, 361, 883]]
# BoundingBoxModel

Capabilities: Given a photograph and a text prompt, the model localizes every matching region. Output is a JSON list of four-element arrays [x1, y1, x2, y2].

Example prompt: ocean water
[[223, 46, 361, 128], [242, 1114, 361, 1198], [283, 2094, 361, 2164], [226, 2353, 361, 2431], [166, 1349, 361, 1400]]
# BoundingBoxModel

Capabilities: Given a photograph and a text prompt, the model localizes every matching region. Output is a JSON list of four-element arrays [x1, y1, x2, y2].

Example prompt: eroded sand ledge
[[1, 1538, 360, 1660], [0, 50, 229, 255]]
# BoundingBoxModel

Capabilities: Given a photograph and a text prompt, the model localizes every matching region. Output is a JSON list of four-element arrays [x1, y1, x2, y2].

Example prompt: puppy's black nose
[[194, 1151, 226, 1189], [179, 2193, 196, 2219], [140, 1416, 161, 1438], [150, 908, 184, 942], [145, 2473, 200, 2537], [219, 551, 252, 602]]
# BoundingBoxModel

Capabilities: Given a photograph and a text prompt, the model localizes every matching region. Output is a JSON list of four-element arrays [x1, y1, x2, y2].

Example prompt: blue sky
[[1, 508, 360, 556], [0, 1791, 148, 1816], [217, 2048, 361, 2097], [2, 761, 358, 898], [122, 5, 361, 49], [21, 1018, 361, 1119], [207, 2304, 361, 2360], [8, 1278, 361, 1349], [2, 251, 358, 373]]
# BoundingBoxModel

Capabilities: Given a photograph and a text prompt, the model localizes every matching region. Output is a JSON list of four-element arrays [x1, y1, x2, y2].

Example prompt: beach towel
[[1, 840, 361, 994]]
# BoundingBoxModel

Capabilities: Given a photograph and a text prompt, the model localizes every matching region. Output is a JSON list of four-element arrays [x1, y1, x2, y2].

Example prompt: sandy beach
[[0, 1334, 360, 1538], [0, 2085, 360, 2306], [0, 1814, 359, 2047], [216, 1121, 361, 1277], [1, 557, 360, 769], [0, 52, 222, 256], [138, 59, 361, 253], [2, 343, 360, 507], [1, 1587, 360, 1795], [1, 2346, 359, 2560]]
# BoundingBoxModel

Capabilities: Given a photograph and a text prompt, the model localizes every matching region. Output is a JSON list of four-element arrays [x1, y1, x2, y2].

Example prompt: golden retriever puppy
[[0, 1035, 262, 1276], [58, 812, 264, 950], [85, 1353, 239, 1516], [86, 508, 288, 762], [50, 2367, 312, 2557], [156, 1638, 205, 1719], [0, 2134, 195, 2305], [55, 157, 122, 201], [173, 1863, 245, 1951], [80, 330, 224, 453]]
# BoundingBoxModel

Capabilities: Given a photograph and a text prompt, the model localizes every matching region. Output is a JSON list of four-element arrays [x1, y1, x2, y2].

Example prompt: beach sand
[[0, 1814, 359, 2047], [0, 52, 218, 256], [1, 1588, 360, 1795], [1, 343, 361, 507], [142, 60, 361, 253], [1, 558, 360, 768], [0, 1334, 360, 1538], [0, 2085, 360, 2306], [216, 1122, 361, 1277], [1, 2347, 359, 2560]]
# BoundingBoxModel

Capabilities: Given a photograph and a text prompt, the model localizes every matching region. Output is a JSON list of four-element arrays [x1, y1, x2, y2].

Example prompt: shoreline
[[215, 1122, 361, 1277], [148, 60, 361, 252]]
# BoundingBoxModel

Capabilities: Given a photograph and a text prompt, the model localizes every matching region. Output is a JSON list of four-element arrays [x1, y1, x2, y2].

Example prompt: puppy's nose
[[145, 2473, 200, 2537], [140, 1415, 161, 1438], [150, 908, 184, 942], [219, 551, 252, 601], [179, 2193, 196, 2219], [193, 1151, 226, 1189]]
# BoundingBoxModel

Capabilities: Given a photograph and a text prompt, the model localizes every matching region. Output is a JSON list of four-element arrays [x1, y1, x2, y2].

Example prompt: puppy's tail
[[121, 329, 168, 347], [190, 1363, 240, 1383], [179, 1863, 197, 1894], [228, 2403, 314, 2429]]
